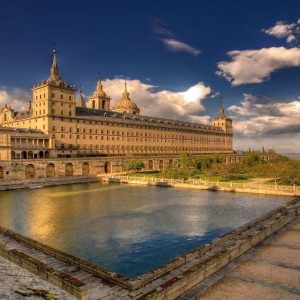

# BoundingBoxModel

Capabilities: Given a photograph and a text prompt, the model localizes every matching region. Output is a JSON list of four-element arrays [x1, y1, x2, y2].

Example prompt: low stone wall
[[0, 175, 99, 191], [126, 198, 300, 291], [0, 246, 88, 300], [106, 176, 300, 197], [139, 199, 300, 299], [0, 225, 131, 290]]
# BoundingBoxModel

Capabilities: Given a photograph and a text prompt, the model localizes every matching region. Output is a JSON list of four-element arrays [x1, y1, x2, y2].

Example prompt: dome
[[92, 80, 108, 98], [112, 82, 140, 114]]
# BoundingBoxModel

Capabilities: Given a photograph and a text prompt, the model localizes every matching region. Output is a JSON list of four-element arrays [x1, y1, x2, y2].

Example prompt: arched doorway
[[82, 162, 90, 175], [46, 163, 55, 177], [104, 162, 111, 173], [39, 151, 44, 158], [45, 151, 49, 158], [25, 164, 35, 179], [21, 151, 27, 159], [169, 159, 173, 167], [159, 160, 164, 170], [148, 160, 153, 171], [0, 167, 3, 179], [28, 151, 33, 159], [65, 163, 73, 176], [11, 151, 16, 159]]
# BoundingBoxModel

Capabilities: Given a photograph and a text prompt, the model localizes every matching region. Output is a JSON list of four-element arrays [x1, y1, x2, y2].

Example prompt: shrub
[[124, 160, 145, 172]]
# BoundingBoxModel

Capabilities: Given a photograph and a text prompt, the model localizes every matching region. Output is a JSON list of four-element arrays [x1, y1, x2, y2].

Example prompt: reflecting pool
[[0, 182, 287, 278]]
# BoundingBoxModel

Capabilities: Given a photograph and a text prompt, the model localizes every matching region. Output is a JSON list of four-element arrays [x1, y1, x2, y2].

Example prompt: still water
[[0, 182, 287, 278]]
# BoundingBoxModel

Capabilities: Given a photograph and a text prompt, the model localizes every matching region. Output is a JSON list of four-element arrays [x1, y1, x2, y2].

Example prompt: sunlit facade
[[0, 51, 233, 159]]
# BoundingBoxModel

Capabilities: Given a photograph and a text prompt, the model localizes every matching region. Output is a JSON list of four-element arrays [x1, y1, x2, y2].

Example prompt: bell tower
[[32, 49, 77, 120], [88, 80, 111, 110], [212, 98, 233, 134]]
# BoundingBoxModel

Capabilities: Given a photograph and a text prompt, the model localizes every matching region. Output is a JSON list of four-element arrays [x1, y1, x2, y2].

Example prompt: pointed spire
[[219, 96, 225, 117], [76, 89, 87, 108], [122, 80, 130, 99], [49, 49, 60, 82], [97, 78, 103, 91]]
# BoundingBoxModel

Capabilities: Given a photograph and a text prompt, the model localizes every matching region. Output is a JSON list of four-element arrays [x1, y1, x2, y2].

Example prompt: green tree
[[124, 160, 145, 173], [179, 152, 195, 169], [244, 152, 263, 166]]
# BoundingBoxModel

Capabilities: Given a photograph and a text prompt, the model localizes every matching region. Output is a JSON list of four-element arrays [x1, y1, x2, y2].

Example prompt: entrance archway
[[65, 163, 73, 176], [159, 160, 164, 170], [82, 162, 90, 175], [21, 151, 27, 159], [25, 164, 35, 179], [148, 160, 153, 171], [46, 163, 55, 177], [39, 151, 44, 158], [104, 162, 111, 173]]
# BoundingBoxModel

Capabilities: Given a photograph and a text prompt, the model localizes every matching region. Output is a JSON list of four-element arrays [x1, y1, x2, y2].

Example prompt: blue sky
[[1, 0, 300, 152]]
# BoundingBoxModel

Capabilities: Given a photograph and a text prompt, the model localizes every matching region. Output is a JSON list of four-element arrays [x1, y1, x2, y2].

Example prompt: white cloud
[[262, 20, 300, 43], [217, 47, 300, 85], [151, 19, 174, 37], [228, 93, 300, 152], [101, 78, 211, 122], [0, 88, 30, 111], [228, 93, 300, 136], [151, 18, 201, 56], [160, 38, 201, 56]]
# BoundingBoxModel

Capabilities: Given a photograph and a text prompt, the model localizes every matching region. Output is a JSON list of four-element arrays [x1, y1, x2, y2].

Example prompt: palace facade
[[0, 50, 233, 160]]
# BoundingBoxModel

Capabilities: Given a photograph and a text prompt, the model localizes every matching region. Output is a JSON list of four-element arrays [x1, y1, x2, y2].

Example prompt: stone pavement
[[178, 216, 300, 300], [0, 255, 76, 300]]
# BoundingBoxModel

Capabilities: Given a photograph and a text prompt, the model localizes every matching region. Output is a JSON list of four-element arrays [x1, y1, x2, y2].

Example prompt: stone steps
[[0, 231, 119, 300]]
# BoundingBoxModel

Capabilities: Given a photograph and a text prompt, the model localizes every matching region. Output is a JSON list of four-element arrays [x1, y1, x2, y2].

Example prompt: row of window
[[55, 133, 229, 144], [59, 144, 232, 151], [35, 94, 73, 100], [52, 126, 228, 141]]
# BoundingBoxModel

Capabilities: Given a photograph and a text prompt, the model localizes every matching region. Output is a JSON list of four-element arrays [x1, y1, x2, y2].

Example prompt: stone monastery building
[[0, 50, 233, 160]]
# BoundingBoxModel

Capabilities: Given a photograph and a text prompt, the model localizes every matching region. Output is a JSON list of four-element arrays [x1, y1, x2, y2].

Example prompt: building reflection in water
[[0, 182, 287, 278]]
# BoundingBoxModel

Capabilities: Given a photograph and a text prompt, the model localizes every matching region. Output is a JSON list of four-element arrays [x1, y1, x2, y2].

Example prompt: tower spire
[[49, 49, 60, 82], [219, 96, 225, 117]]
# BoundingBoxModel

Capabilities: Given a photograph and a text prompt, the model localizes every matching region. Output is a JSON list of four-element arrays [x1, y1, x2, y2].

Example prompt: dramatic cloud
[[262, 19, 300, 43], [228, 94, 300, 152], [100, 78, 211, 123], [0, 88, 30, 111], [151, 19, 201, 56], [160, 38, 201, 56], [228, 93, 300, 137], [217, 47, 300, 85]]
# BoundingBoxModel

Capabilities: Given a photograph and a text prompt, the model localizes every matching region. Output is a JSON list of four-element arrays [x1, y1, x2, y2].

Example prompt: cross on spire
[[49, 49, 61, 82], [219, 95, 225, 117]]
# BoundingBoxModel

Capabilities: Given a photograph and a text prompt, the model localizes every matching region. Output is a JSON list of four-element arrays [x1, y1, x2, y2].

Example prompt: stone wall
[[0, 156, 180, 181], [0, 154, 278, 182]]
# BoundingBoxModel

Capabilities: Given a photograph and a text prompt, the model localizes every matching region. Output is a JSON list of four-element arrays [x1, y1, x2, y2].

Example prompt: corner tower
[[32, 49, 77, 121], [88, 80, 110, 110], [212, 98, 233, 134]]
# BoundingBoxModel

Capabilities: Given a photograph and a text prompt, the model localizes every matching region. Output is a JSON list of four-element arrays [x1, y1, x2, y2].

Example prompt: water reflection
[[0, 182, 287, 278]]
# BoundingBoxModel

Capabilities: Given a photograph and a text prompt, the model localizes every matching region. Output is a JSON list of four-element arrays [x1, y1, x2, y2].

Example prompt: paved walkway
[[178, 216, 300, 300], [0, 255, 75, 300]]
